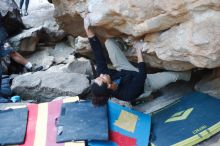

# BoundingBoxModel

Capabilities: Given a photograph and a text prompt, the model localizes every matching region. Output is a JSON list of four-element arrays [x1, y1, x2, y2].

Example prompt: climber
[[0, 14, 43, 74], [84, 15, 191, 106]]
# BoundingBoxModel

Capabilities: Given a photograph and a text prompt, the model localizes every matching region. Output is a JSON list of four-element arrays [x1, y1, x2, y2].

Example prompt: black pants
[[19, 0, 30, 11], [0, 25, 8, 47]]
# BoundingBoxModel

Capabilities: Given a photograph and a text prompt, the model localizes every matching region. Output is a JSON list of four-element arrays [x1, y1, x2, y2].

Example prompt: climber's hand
[[134, 41, 144, 63], [84, 15, 95, 38]]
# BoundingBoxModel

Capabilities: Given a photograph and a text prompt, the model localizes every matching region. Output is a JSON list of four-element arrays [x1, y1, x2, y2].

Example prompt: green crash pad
[[151, 92, 220, 146]]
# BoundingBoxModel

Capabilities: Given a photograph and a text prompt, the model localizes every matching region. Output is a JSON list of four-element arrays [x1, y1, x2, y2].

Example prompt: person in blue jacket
[[84, 16, 191, 106], [0, 75, 12, 101], [0, 14, 43, 74]]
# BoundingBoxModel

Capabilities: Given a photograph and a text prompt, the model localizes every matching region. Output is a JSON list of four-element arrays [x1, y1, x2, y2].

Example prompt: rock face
[[11, 71, 90, 102], [47, 58, 95, 78], [52, 0, 220, 71], [50, 42, 74, 64], [9, 1, 66, 52], [195, 68, 220, 98], [74, 36, 92, 55], [73, 36, 95, 59], [146, 11, 220, 69], [26, 48, 55, 70], [0, 0, 18, 16], [21, 2, 66, 43], [9, 27, 42, 52]]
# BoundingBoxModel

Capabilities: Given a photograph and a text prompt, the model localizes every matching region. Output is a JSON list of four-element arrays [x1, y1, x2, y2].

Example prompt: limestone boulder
[[53, 0, 192, 37], [21, 2, 66, 43], [143, 54, 195, 71], [0, 0, 19, 17], [52, 0, 220, 71], [47, 58, 95, 78], [9, 27, 42, 52], [11, 71, 90, 102], [146, 11, 220, 69], [26, 48, 55, 70], [52, 0, 86, 36], [49, 42, 74, 64], [74, 36, 93, 57], [53, 0, 220, 37], [9, 1, 66, 52], [131, 9, 220, 71]]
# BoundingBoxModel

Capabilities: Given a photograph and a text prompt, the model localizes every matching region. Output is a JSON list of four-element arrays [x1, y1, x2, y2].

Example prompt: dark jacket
[[89, 36, 146, 101], [0, 15, 8, 48]]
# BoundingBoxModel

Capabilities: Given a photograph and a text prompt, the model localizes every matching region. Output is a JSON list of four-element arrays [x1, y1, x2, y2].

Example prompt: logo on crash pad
[[165, 108, 193, 123], [114, 110, 138, 133]]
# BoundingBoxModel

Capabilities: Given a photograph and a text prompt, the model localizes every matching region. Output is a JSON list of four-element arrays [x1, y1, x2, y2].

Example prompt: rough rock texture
[[25, 42, 75, 71], [73, 36, 94, 59], [143, 11, 220, 69], [52, 0, 220, 71], [26, 48, 55, 70], [9, 27, 42, 51], [0, 0, 18, 16], [47, 58, 95, 78], [50, 42, 74, 64], [195, 68, 220, 98], [74, 36, 92, 54], [21, 2, 66, 43], [9, 1, 66, 52], [11, 71, 90, 102]]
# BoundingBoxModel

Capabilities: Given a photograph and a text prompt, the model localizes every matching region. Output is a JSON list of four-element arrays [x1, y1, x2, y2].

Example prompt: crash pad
[[0, 96, 10, 103], [0, 107, 28, 145], [7, 97, 85, 146], [89, 101, 151, 146], [151, 92, 220, 146], [56, 101, 108, 143]]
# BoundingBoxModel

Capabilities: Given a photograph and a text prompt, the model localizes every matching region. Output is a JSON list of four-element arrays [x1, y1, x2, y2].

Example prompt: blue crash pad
[[0, 107, 28, 145], [89, 101, 151, 146], [0, 96, 10, 103], [151, 92, 220, 146], [56, 101, 108, 143]]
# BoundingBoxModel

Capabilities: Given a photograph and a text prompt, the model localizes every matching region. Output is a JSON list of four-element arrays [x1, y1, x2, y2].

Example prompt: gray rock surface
[[49, 42, 74, 64], [198, 133, 220, 146], [11, 71, 90, 102], [9, 1, 66, 52], [74, 36, 92, 55], [9, 27, 42, 51], [52, 0, 220, 71], [26, 48, 55, 70], [0, 0, 19, 16], [47, 58, 95, 78], [21, 2, 66, 43]]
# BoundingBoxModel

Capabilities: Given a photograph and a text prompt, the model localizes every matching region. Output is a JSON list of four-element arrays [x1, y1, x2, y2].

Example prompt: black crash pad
[[0, 107, 28, 145], [151, 92, 220, 146], [56, 101, 108, 143]]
